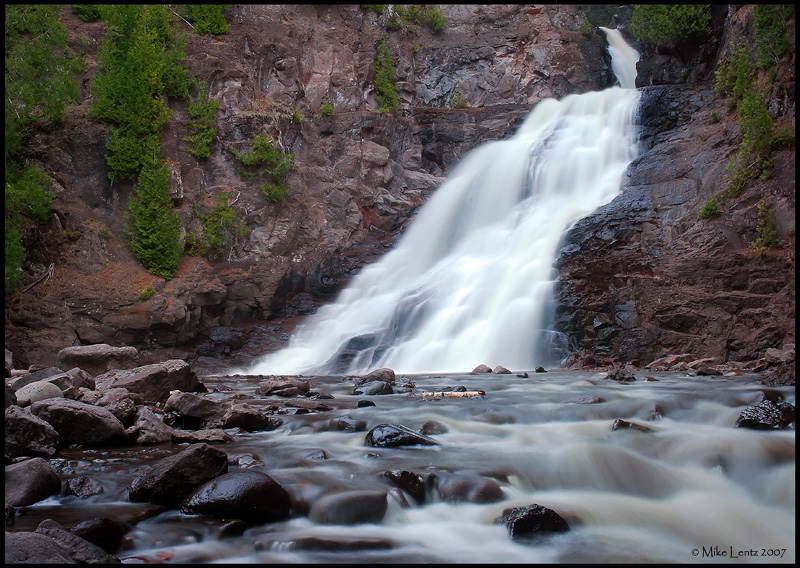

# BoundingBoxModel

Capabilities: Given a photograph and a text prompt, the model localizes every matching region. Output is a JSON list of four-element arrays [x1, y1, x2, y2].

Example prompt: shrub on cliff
[[185, 79, 219, 159], [124, 160, 183, 280], [631, 5, 711, 48], [230, 135, 296, 203], [374, 36, 400, 113], [188, 193, 250, 256], [182, 5, 230, 36]]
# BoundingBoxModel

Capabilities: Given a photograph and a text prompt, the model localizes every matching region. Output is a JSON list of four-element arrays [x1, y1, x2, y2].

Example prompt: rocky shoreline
[[5, 343, 795, 563]]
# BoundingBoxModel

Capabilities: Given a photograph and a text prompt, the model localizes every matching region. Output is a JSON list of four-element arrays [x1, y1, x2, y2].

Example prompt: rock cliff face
[[4, 5, 795, 372], [555, 5, 795, 366]]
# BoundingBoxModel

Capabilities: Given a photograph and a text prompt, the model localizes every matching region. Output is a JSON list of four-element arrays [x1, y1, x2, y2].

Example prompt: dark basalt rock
[[735, 399, 795, 430], [495, 504, 570, 540], [364, 423, 440, 448], [180, 470, 291, 522]]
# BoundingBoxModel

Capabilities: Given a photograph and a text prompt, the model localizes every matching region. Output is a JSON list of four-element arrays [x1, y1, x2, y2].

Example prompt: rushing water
[[243, 28, 641, 377], [12, 371, 795, 564]]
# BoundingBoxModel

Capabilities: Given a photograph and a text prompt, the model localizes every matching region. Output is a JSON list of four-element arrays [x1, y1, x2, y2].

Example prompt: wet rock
[[5, 457, 61, 507], [605, 368, 636, 382], [735, 399, 795, 430], [493, 365, 512, 374], [5, 405, 60, 458], [163, 391, 225, 429], [171, 428, 235, 444], [288, 536, 396, 551], [612, 419, 654, 432], [35, 518, 121, 564], [57, 344, 139, 376], [63, 476, 104, 498], [470, 364, 493, 374], [70, 517, 127, 553], [5, 503, 14, 526], [357, 399, 377, 408], [255, 376, 310, 397], [364, 423, 440, 448], [495, 504, 570, 540], [352, 380, 394, 395], [567, 396, 605, 404], [14, 380, 65, 406], [282, 398, 334, 412], [94, 360, 206, 405], [383, 470, 428, 504], [129, 443, 229, 506], [126, 406, 176, 445], [355, 367, 396, 386], [535, 366, 547, 373], [328, 415, 367, 432], [181, 470, 291, 522], [434, 472, 505, 504], [217, 401, 282, 432], [29, 398, 129, 447], [80, 388, 142, 428], [418, 420, 448, 435], [5, 382, 16, 408], [308, 489, 388, 524], [5, 531, 75, 563]]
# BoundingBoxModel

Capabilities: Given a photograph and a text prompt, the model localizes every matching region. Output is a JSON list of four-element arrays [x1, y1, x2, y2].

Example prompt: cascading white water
[[248, 28, 641, 376]]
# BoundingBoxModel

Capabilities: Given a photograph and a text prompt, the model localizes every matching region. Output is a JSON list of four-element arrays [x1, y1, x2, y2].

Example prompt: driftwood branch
[[23, 262, 54, 293]]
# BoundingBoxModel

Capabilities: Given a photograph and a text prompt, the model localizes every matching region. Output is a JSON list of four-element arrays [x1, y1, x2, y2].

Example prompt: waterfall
[[247, 28, 640, 376]]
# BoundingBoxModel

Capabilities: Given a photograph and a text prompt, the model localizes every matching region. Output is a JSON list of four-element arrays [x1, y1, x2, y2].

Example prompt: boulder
[[163, 391, 225, 429], [34, 519, 121, 564], [129, 443, 229, 506], [328, 416, 367, 432], [181, 470, 291, 522], [255, 376, 310, 397], [307, 489, 388, 525], [383, 470, 429, 504], [735, 399, 795, 430], [217, 401, 282, 432], [29, 398, 129, 447], [63, 476, 105, 498], [70, 517, 127, 554], [364, 423, 440, 448], [495, 504, 570, 540], [56, 344, 139, 375], [469, 364, 493, 374], [5, 405, 60, 458], [5, 457, 61, 507], [352, 380, 394, 395], [354, 367, 395, 386], [4, 531, 75, 564], [433, 472, 505, 504], [14, 380, 65, 406], [94, 360, 206, 405], [126, 406, 176, 445]]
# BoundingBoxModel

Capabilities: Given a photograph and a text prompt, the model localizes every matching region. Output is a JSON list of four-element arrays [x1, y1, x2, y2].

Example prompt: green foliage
[[5, 5, 81, 161], [449, 87, 467, 109], [4, 162, 56, 287], [715, 37, 756, 102], [580, 18, 593, 37], [630, 5, 711, 47], [182, 5, 230, 36], [374, 36, 400, 113], [139, 284, 157, 301], [754, 5, 794, 71], [124, 160, 183, 280], [185, 79, 219, 159], [319, 102, 334, 116], [293, 108, 306, 123], [752, 196, 780, 253], [74, 5, 101, 22], [90, 5, 191, 181], [98, 228, 112, 239], [190, 193, 250, 255], [362, 5, 386, 16], [230, 135, 295, 203], [387, 4, 448, 34], [699, 197, 721, 219], [63, 229, 79, 241]]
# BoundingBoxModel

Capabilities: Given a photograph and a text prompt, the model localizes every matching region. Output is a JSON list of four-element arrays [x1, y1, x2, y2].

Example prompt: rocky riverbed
[[5, 343, 795, 564]]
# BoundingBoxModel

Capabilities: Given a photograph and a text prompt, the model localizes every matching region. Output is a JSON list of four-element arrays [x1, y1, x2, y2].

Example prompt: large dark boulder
[[94, 360, 206, 405], [364, 423, 440, 448], [34, 519, 121, 564], [307, 489, 388, 525], [495, 504, 570, 540], [735, 399, 795, 430], [180, 470, 291, 522], [4, 405, 60, 458], [129, 443, 229, 506], [29, 398, 129, 447], [56, 344, 139, 375], [5, 531, 75, 564], [5, 457, 61, 507]]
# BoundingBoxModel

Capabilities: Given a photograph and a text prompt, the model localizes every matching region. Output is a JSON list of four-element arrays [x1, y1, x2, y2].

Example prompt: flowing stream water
[[8, 29, 794, 565]]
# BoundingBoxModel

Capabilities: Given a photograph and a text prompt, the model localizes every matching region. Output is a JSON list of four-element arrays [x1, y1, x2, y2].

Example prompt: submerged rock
[[495, 504, 570, 540], [180, 470, 291, 522], [364, 423, 440, 448]]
